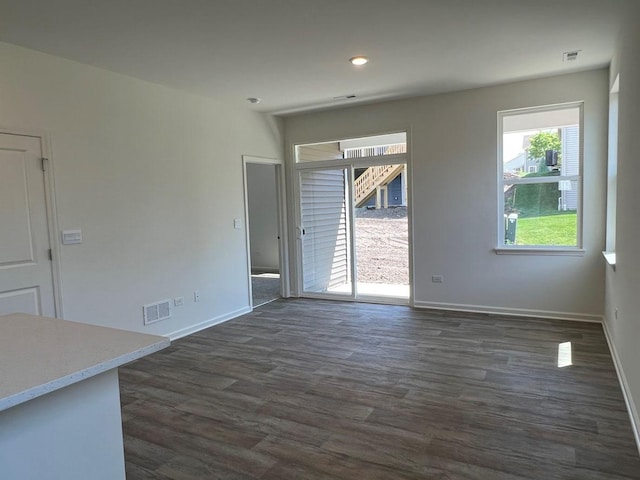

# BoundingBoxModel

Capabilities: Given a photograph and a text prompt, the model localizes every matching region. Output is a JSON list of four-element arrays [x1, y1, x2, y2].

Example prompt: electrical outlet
[[174, 297, 184, 307], [432, 275, 444, 283], [194, 290, 200, 302]]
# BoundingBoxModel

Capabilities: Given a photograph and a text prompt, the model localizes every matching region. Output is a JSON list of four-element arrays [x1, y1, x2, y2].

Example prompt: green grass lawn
[[515, 212, 577, 246]]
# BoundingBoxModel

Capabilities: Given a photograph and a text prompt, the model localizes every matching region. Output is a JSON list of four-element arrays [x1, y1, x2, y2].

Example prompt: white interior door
[[0, 133, 56, 316]]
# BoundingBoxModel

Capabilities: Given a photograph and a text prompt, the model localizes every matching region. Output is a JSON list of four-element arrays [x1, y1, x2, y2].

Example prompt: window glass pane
[[503, 180, 578, 246], [297, 133, 407, 162], [300, 169, 352, 294], [502, 107, 580, 180], [296, 142, 345, 163]]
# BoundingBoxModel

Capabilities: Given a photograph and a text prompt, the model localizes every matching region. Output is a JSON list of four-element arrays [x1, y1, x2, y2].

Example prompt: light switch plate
[[61, 229, 82, 245], [233, 218, 242, 229]]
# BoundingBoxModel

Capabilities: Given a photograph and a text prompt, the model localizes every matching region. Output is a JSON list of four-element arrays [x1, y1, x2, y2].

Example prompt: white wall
[[0, 42, 283, 337], [247, 163, 280, 272], [284, 70, 608, 320], [604, 4, 640, 444]]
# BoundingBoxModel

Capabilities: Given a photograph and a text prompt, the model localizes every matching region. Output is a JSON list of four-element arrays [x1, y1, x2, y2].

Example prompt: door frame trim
[[242, 155, 290, 309], [0, 126, 64, 317]]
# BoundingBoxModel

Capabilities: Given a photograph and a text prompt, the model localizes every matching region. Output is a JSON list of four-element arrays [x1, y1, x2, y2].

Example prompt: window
[[605, 75, 619, 259], [296, 133, 406, 163], [498, 103, 582, 250]]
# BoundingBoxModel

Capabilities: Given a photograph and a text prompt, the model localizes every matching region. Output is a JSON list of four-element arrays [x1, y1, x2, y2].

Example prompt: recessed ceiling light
[[247, 97, 261, 104], [349, 56, 369, 66]]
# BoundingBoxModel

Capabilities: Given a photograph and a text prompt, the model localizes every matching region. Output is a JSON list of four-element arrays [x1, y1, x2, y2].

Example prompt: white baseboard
[[166, 306, 252, 341], [413, 300, 603, 323], [602, 319, 640, 455]]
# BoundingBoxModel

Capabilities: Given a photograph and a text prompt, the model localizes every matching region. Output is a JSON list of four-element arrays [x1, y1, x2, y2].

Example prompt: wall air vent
[[143, 299, 172, 325], [563, 50, 580, 62]]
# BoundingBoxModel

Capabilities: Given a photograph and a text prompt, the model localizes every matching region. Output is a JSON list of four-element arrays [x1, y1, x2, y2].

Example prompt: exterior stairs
[[354, 164, 404, 208]]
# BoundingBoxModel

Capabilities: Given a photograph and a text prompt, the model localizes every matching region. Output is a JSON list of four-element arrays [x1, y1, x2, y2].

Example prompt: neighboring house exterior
[[560, 125, 579, 211], [504, 151, 538, 174]]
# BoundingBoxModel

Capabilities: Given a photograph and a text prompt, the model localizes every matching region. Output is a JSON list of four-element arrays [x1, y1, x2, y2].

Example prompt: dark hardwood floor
[[120, 298, 640, 479]]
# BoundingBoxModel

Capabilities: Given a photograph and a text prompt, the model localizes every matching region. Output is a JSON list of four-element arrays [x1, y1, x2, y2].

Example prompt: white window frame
[[603, 75, 619, 268], [496, 102, 584, 255]]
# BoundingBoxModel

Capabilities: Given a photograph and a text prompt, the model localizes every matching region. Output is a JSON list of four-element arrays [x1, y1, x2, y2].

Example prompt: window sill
[[495, 247, 585, 256], [602, 251, 616, 270]]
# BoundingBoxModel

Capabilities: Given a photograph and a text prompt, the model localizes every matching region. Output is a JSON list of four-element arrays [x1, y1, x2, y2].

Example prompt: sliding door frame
[[294, 148, 412, 305]]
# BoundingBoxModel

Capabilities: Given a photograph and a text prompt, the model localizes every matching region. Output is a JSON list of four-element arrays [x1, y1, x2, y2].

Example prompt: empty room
[[1, 1, 640, 479]]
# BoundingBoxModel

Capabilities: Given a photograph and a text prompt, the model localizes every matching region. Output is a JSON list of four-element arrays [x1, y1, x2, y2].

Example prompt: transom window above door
[[295, 132, 407, 163]]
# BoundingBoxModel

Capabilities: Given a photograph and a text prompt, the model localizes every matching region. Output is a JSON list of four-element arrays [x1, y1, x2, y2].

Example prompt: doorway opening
[[244, 158, 287, 308], [295, 132, 410, 303]]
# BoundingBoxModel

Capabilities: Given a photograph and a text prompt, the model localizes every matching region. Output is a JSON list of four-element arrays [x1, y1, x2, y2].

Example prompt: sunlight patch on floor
[[558, 341, 572, 368]]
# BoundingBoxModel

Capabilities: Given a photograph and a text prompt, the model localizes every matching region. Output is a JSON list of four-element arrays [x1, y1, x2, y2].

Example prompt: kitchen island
[[0, 313, 169, 480]]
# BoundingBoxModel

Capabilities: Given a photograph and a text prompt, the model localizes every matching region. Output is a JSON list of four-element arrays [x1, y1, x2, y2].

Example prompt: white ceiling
[[0, 0, 631, 115]]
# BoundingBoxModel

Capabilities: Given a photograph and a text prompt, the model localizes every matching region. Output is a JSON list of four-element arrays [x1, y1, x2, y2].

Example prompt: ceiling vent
[[563, 50, 581, 62], [143, 299, 172, 325]]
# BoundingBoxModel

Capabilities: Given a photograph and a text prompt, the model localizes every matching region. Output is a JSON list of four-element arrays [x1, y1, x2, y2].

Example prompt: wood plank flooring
[[120, 298, 640, 479]]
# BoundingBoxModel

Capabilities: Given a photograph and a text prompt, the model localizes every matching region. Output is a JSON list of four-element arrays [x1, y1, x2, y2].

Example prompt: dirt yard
[[355, 207, 409, 285]]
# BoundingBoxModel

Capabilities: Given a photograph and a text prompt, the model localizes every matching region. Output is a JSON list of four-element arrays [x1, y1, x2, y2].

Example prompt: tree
[[527, 131, 561, 172]]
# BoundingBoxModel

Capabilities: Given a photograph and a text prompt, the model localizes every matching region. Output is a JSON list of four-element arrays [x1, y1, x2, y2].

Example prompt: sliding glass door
[[296, 133, 410, 303]]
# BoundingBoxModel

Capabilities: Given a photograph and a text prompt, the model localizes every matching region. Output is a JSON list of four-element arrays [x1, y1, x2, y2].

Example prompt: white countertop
[[0, 313, 170, 412]]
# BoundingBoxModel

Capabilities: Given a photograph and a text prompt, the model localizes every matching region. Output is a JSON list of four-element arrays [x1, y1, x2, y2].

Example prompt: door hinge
[[41, 157, 49, 172], [48, 249, 53, 261]]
